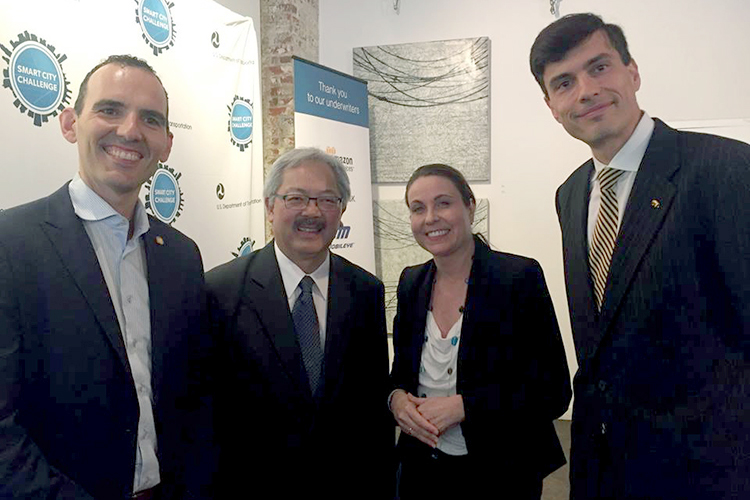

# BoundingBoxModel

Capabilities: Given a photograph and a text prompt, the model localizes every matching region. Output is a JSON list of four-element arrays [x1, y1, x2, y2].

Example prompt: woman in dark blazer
[[390, 164, 571, 499]]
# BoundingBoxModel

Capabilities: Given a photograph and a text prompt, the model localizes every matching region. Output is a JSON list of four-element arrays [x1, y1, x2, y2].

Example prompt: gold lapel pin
[[651, 199, 661, 209], [155, 236, 165, 245]]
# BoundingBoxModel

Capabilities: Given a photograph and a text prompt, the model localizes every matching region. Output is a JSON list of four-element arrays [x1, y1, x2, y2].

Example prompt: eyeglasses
[[274, 194, 343, 212]]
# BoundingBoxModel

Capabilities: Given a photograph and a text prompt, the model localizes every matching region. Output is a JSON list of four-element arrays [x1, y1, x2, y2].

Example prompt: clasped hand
[[391, 390, 465, 448]]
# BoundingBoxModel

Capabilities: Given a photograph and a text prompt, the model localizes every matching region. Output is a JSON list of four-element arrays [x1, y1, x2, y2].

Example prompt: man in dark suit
[[206, 148, 393, 498], [530, 13, 750, 499], [0, 55, 212, 499]]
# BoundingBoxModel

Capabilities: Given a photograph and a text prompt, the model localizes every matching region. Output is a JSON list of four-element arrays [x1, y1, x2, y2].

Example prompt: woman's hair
[[405, 163, 475, 207]]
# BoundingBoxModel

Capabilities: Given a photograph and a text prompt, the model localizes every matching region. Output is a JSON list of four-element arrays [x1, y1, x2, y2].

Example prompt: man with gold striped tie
[[530, 12, 750, 500]]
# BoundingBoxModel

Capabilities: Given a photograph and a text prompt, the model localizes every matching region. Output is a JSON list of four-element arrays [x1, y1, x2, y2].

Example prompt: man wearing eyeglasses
[[205, 147, 393, 498]]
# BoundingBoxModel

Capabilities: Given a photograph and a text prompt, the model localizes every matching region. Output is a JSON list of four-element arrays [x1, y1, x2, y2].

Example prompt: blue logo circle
[[239, 240, 254, 256], [150, 169, 180, 223], [9, 42, 64, 114], [139, 0, 173, 47], [230, 100, 253, 144]]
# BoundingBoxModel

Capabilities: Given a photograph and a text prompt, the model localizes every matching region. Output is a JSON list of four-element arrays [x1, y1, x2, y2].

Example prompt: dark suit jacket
[[391, 236, 571, 487], [0, 184, 212, 500], [557, 119, 750, 499], [205, 241, 393, 498]]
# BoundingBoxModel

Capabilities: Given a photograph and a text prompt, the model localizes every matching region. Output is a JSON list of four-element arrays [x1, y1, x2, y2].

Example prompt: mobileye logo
[[1, 32, 71, 126], [228, 95, 253, 152], [331, 222, 354, 250], [144, 164, 184, 224], [135, 0, 176, 56], [232, 237, 255, 258], [336, 223, 350, 239]]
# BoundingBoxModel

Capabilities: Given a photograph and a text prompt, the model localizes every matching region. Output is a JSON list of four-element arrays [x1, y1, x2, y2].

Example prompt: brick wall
[[260, 0, 318, 240]]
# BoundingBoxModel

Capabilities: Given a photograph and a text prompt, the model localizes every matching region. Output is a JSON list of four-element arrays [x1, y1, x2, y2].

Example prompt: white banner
[[0, 0, 264, 270], [293, 57, 376, 274]]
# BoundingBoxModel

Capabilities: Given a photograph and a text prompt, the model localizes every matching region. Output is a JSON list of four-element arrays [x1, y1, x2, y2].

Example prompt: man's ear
[[628, 59, 641, 92], [545, 96, 562, 124], [160, 131, 174, 162], [265, 197, 275, 223], [59, 108, 78, 144]]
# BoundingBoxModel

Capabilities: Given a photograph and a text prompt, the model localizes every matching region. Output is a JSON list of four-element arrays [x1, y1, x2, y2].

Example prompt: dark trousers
[[397, 443, 543, 500]]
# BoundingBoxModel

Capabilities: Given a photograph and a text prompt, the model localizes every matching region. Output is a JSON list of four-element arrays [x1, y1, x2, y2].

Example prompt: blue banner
[[294, 57, 368, 128]]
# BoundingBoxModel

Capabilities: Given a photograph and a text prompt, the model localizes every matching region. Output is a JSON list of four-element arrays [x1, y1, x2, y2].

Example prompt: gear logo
[[232, 237, 255, 258], [1, 32, 71, 127], [228, 95, 253, 151], [135, 0, 176, 56], [144, 164, 184, 224]]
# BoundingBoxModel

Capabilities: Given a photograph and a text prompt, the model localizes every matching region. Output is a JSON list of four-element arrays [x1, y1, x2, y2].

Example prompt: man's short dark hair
[[530, 13, 632, 97], [73, 55, 169, 126]]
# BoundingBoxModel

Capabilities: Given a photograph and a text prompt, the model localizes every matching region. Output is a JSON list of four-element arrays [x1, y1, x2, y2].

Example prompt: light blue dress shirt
[[68, 175, 160, 493]]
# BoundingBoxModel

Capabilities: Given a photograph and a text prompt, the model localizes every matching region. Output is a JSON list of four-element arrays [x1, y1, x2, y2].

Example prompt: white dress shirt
[[274, 242, 330, 345], [69, 175, 160, 493], [587, 113, 655, 246]]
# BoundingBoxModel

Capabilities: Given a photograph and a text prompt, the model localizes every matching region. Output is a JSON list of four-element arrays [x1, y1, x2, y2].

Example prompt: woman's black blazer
[[391, 236, 572, 480]]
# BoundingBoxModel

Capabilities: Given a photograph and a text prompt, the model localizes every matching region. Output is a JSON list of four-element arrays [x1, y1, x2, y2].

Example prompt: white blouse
[[417, 310, 468, 456]]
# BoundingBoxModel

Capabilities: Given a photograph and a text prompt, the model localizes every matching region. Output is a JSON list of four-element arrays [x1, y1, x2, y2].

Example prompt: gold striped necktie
[[590, 167, 625, 310]]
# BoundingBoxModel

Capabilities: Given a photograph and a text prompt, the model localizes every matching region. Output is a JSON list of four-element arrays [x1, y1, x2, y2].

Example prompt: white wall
[[319, 0, 750, 418], [213, 0, 258, 18], [214, 0, 260, 45]]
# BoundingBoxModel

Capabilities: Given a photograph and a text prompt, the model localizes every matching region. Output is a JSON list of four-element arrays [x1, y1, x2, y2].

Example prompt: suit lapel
[[143, 222, 174, 402], [600, 120, 679, 331], [567, 162, 599, 313], [41, 185, 132, 376], [323, 255, 351, 395], [245, 243, 313, 402], [410, 262, 434, 387], [457, 242, 483, 379], [559, 160, 619, 361]]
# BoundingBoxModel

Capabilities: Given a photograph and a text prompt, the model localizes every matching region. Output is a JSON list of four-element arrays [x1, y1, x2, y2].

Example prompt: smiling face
[[266, 160, 344, 273], [407, 175, 475, 259], [59, 63, 172, 217], [543, 30, 642, 163]]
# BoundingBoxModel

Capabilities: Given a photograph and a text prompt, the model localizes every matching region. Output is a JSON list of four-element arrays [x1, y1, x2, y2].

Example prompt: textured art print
[[354, 37, 490, 183], [373, 199, 489, 331]]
